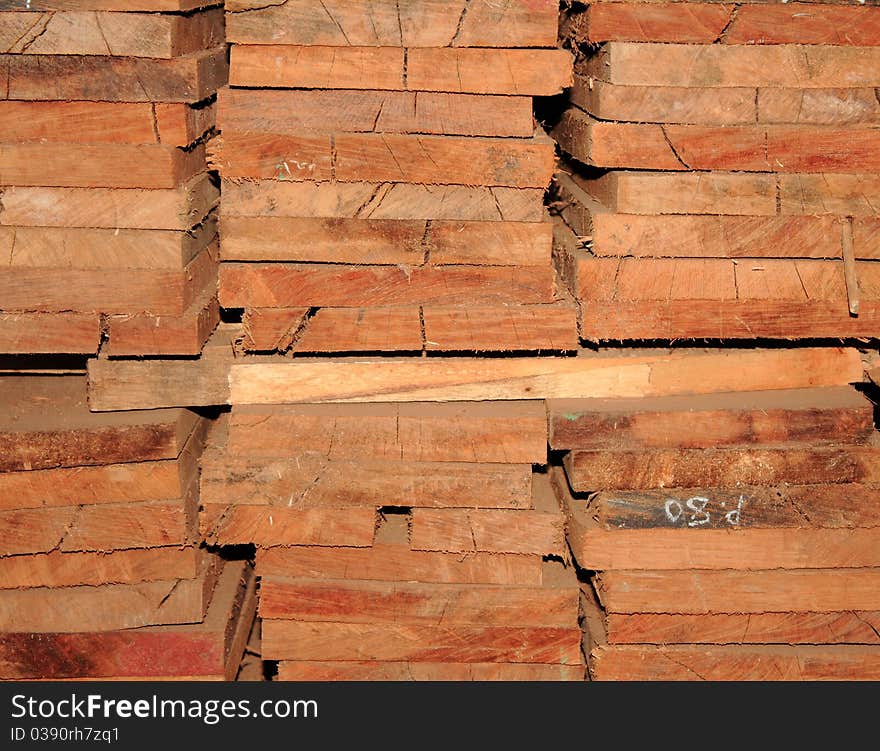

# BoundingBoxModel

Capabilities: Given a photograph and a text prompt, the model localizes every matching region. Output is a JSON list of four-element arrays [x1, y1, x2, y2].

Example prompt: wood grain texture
[[0, 313, 100, 354], [276, 661, 584, 681]]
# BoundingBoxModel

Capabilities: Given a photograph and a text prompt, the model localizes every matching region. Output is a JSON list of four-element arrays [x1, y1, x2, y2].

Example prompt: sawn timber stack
[[549, 386, 880, 680], [552, 0, 880, 341], [212, 0, 577, 353], [0, 0, 227, 356]]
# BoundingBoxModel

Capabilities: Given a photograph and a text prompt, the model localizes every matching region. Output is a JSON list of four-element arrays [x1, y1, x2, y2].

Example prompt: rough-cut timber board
[[220, 217, 551, 266], [596, 569, 880, 614], [584, 43, 880, 88], [263, 621, 583, 664], [259, 577, 577, 627], [276, 662, 584, 681], [290, 308, 423, 353], [200, 453, 533, 510], [0, 0, 214, 9], [0, 241, 216, 314], [553, 109, 880, 172], [0, 560, 256, 680], [200, 504, 376, 548], [220, 181, 545, 222], [0, 142, 206, 189], [565, 445, 880, 492], [726, 5, 880, 46], [227, 401, 547, 464], [590, 644, 880, 681], [0, 375, 197, 471], [210, 131, 556, 187], [779, 174, 880, 216], [0, 47, 228, 102], [256, 545, 544, 587], [1, 216, 216, 269], [229, 46, 571, 96], [560, 170, 777, 217], [0, 9, 224, 58], [228, 347, 863, 405], [219, 264, 557, 309], [0, 563, 219, 632], [605, 611, 880, 646], [0, 174, 219, 230], [0, 546, 201, 589], [225, 0, 558, 48], [758, 88, 880, 125], [580, 301, 880, 341], [0, 313, 100, 354], [421, 303, 578, 352], [0, 101, 214, 147], [548, 387, 874, 450], [104, 290, 219, 357], [218, 89, 535, 138], [87, 324, 238, 411]]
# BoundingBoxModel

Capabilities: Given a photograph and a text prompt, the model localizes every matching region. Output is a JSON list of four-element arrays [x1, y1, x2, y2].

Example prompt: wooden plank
[[591, 644, 880, 681], [758, 88, 880, 125], [229, 347, 864, 405], [0, 567, 218, 632], [0, 241, 216, 314], [779, 174, 880, 216], [220, 180, 545, 222], [0, 174, 219, 230], [0, 101, 212, 147], [0, 313, 100, 354], [225, 0, 558, 48], [580, 300, 880, 340], [211, 132, 556, 187], [290, 308, 423, 353], [256, 545, 544, 587], [218, 264, 557, 308], [2, 216, 216, 269], [567, 3, 731, 43], [0, 142, 206, 189], [220, 217, 551, 266], [227, 401, 547, 464], [548, 387, 875, 450], [605, 611, 880, 646], [0, 47, 228, 103], [726, 5, 880, 46], [218, 88, 534, 138], [0, 561, 255, 681], [0, 375, 197, 471], [565, 446, 880, 492], [86, 324, 237, 411], [585, 43, 880, 88], [200, 504, 376, 548], [105, 291, 219, 357], [276, 661, 584, 681], [0, 0, 213, 10], [570, 78, 756, 125], [0, 546, 201, 589], [596, 569, 880, 614], [200, 454, 534, 510], [559, 170, 777, 217], [259, 577, 577, 627], [422, 304, 578, 352], [263, 621, 583, 664], [0, 8, 224, 58]]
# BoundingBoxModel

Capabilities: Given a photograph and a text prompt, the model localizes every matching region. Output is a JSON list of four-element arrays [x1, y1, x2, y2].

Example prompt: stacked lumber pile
[[0, 376, 255, 680], [549, 386, 880, 680], [199, 401, 584, 680], [213, 0, 577, 353], [552, 1, 880, 340], [0, 0, 227, 356]]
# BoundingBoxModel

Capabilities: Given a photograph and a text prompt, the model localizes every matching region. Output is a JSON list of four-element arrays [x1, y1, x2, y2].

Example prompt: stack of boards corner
[[552, 0, 880, 340], [0, 0, 227, 357], [0, 375, 256, 681], [549, 386, 880, 680], [199, 401, 584, 680], [213, 0, 579, 354]]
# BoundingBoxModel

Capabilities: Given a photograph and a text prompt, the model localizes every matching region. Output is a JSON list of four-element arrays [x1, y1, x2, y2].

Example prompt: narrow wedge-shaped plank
[[1, 47, 227, 102], [0, 8, 224, 58], [226, 0, 558, 48]]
